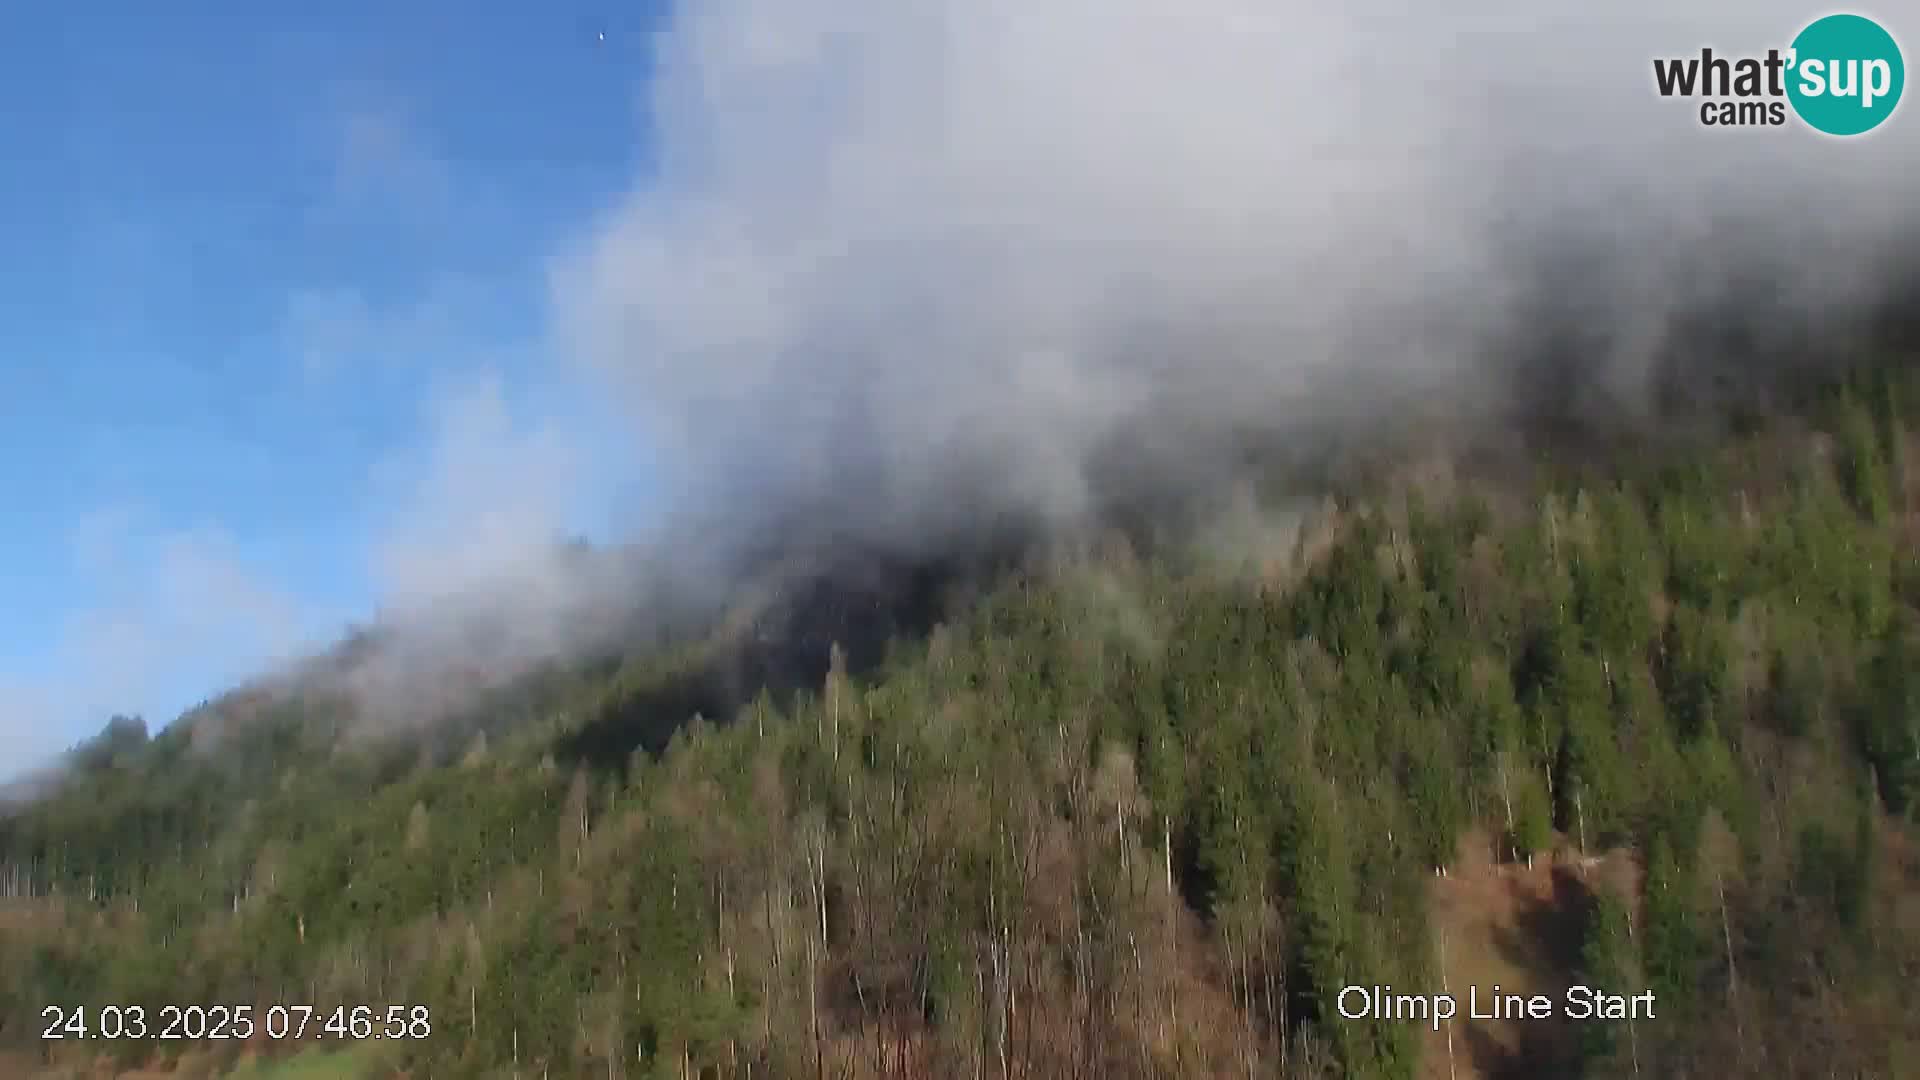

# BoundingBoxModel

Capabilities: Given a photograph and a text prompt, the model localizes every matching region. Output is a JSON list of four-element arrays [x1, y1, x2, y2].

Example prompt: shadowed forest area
[[3, 359, 1919, 1079]]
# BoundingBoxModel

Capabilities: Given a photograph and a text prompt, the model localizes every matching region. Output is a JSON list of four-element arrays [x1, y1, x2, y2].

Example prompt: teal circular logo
[[1787, 14, 1904, 135]]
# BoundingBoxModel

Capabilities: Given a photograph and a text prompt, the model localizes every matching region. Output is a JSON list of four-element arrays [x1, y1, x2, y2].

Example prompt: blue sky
[[1, 4, 665, 768]]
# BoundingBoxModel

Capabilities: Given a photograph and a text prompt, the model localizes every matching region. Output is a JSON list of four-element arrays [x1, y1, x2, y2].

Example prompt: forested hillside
[[3, 363, 1918, 1079]]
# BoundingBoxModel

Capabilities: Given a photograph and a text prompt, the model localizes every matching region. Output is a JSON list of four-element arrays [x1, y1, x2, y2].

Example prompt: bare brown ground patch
[[1422, 830, 1639, 1080]]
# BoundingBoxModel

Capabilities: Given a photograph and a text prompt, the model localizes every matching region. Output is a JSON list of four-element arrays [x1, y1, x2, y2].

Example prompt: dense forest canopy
[[2, 358, 1917, 1079]]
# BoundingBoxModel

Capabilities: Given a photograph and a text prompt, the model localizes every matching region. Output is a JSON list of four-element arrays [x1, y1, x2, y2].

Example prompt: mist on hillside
[[202, 3, 1920, 738]]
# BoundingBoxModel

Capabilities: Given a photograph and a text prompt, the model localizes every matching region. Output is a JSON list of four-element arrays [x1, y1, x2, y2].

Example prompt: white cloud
[[291, 366, 637, 731], [370, 371, 586, 612], [552, 0, 1920, 560], [0, 683, 65, 783], [0, 520, 313, 777]]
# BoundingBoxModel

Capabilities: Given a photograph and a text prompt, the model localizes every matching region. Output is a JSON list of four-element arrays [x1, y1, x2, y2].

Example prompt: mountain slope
[[3, 361, 1919, 1079]]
